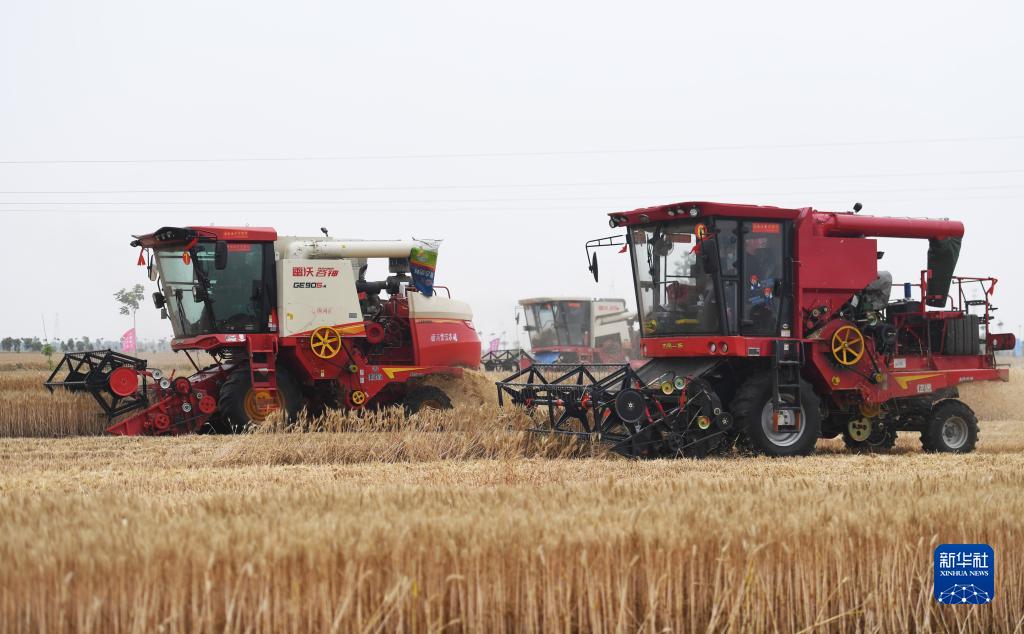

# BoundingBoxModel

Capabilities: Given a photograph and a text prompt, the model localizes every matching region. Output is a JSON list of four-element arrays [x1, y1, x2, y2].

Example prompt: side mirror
[[588, 252, 599, 282], [214, 241, 228, 270], [152, 292, 165, 310]]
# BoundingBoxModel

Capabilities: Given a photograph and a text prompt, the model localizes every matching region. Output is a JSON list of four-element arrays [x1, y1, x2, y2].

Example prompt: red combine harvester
[[498, 202, 1012, 457], [46, 227, 481, 435]]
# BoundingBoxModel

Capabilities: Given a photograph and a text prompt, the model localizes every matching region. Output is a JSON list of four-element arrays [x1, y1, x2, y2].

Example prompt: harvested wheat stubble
[[1, 424, 1023, 633]]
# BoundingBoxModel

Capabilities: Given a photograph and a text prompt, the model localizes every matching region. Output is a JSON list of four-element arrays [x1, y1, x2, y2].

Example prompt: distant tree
[[20, 338, 33, 353], [115, 284, 146, 341], [80, 336, 92, 351], [0, 337, 12, 352], [30, 337, 42, 352], [41, 343, 54, 368], [63, 338, 74, 352], [11, 339, 21, 353]]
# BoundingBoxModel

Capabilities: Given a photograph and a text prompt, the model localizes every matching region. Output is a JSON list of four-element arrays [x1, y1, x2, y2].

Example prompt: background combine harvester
[[498, 202, 1013, 457], [46, 227, 481, 435], [481, 297, 639, 372]]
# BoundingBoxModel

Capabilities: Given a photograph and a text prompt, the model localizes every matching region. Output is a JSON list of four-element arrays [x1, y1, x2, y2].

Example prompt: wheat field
[[1, 352, 1023, 632]]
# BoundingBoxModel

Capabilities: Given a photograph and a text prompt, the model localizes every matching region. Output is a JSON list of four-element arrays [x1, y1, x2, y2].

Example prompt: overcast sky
[[1, 0, 1022, 346]]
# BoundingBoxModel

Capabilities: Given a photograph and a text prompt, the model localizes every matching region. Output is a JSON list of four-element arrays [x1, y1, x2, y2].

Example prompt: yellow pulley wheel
[[350, 390, 367, 406], [310, 326, 342, 359], [831, 325, 866, 366]]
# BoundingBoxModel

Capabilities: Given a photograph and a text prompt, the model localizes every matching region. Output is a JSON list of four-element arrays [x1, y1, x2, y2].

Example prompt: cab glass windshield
[[155, 242, 267, 338], [522, 301, 590, 347], [632, 221, 720, 336]]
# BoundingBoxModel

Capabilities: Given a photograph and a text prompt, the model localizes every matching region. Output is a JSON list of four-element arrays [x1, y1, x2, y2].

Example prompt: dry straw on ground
[[1, 425, 1023, 633]]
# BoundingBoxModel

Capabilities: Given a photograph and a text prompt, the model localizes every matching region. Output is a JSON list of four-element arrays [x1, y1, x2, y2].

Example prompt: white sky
[[1, 0, 1022, 345]]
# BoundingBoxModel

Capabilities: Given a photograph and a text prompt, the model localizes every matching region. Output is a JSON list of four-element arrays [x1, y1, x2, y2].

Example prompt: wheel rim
[[941, 416, 969, 449], [760, 400, 805, 448], [243, 388, 284, 422]]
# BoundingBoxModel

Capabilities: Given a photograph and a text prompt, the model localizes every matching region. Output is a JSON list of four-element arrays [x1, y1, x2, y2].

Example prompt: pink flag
[[488, 337, 500, 353], [121, 328, 136, 353]]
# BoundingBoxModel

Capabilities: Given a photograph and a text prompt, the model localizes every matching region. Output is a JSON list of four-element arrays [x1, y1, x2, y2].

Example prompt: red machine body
[[498, 202, 1010, 457], [610, 203, 1009, 397], [48, 226, 481, 436]]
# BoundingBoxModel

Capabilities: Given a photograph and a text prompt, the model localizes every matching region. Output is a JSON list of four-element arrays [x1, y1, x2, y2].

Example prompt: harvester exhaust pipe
[[44, 350, 151, 419]]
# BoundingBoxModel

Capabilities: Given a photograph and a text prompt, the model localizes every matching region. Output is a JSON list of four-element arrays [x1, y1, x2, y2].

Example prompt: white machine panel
[[277, 258, 364, 337]]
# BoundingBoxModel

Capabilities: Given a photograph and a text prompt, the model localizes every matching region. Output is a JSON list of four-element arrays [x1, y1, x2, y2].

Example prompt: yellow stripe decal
[[381, 367, 427, 379], [893, 373, 942, 389]]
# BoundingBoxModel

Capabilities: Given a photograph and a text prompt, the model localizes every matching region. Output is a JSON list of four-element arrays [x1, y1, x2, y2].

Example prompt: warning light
[[137, 249, 145, 266], [182, 251, 191, 265]]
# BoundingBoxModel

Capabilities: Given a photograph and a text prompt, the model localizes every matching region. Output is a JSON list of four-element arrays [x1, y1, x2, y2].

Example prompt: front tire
[[731, 373, 820, 457], [217, 367, 302, 432], [921, 400, 978, 453]]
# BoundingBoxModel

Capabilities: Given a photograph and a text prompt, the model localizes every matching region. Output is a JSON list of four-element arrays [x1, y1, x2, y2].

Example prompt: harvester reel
[[310, 326, 342, 359], [831, 325, 866, 366], [496, 363, 731, 459], [44, 350, 150, 419]]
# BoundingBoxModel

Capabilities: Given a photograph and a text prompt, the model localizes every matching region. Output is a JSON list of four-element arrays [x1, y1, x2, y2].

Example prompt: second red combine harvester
[[46, 227, 481, 434], [498, 202, 1012, 457]]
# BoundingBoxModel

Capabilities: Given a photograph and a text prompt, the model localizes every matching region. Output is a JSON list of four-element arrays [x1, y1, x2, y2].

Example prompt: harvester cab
[[480, 298, 639, 373], [498, 202, 1012, 458], [517, 298, 638, 364], [46, 226, 481, 435]]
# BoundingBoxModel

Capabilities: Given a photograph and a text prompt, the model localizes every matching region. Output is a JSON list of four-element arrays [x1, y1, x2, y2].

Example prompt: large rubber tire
[[403, 385, 453, 415], [731, 373, 821, 457], [842, 421, 898, 453], [944, 316, 981, 355], [921, 400, 978, 453], [217, 367, 302, 432]]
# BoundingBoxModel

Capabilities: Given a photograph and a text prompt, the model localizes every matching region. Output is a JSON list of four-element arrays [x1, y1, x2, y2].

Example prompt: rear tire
[[403, 385, 453, 415], [217, 367, 302, 432], [921, 400, 978, 453], [731, 373, 820, 457]]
